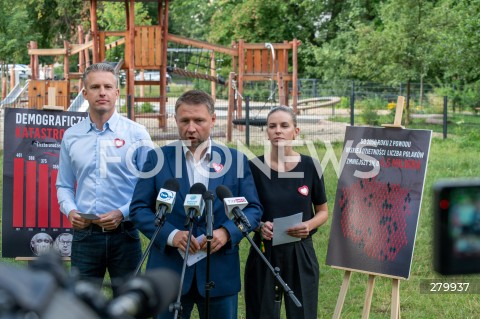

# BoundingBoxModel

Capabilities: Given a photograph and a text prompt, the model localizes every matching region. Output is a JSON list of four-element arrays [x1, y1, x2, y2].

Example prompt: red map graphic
[[339, 178, 412, 261]]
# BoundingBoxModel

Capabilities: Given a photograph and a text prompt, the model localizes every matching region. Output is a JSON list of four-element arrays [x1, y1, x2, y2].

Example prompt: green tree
[[169, 0, 216, 40], [205, 0, 325, 75], [432, 0, 480, 82], [350, 0, 440, 122], [26, 0, 86, 46], [0, 0, 38, 66], [97, 2, 151, 31], [303, 0, 382, 79], [207, 0, 323, 44]]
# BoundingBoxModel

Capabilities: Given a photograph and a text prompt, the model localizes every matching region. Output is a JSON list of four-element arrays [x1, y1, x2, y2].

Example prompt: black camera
[[0, 253, 179, 319], [433, 179, 480, 275]]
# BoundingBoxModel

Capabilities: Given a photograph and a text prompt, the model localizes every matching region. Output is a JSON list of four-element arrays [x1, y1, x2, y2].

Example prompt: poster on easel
[[326, 126, 432, 279], [2, 108, 87, 258]]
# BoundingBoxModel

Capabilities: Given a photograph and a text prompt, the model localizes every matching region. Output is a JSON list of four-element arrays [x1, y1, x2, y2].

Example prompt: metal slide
[[67, 89, 88, 112], [67, 60, 123, 112], [0, 80, 30, 109]]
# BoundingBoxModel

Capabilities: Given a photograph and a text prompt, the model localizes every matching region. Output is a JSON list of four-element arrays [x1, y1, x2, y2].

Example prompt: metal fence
[[131, 79, 478, 146], [1, 79, 478, 150]]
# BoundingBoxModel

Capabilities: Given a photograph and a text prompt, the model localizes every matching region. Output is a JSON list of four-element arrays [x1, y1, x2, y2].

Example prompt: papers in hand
[[77, 212, 100, 220], [272, 212, 303, 246], [178, 235, 207, 266]]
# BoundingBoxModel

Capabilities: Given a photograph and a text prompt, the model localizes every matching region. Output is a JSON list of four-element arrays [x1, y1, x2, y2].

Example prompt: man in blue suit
[[130, 90, 262, 319]]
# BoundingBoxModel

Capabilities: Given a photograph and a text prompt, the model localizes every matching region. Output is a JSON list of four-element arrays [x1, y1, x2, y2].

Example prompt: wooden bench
[[296, 97, 341, 113]]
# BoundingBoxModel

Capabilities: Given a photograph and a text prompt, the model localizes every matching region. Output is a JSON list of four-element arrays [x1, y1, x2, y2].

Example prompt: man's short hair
[[175, 90, 215, 115], [82, 62, 118, 86]]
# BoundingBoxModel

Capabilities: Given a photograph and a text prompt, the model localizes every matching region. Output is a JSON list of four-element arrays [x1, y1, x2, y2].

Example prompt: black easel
[[203, 191, 215, 319], [133, 209, 168, 277], [170, 214, 196, 319]]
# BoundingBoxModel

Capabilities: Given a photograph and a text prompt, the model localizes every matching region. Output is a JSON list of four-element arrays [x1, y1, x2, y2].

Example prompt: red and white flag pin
[[114, 138, 125, 148], [298, 185, 309, 196], [212, 162, 223, 172]]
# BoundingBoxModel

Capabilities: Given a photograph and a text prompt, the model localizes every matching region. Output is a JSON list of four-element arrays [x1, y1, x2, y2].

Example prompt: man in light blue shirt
[[56, 63, 152, 292]]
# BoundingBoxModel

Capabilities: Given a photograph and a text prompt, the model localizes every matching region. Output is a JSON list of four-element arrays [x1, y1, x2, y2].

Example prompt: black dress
[[245, 154, 327, 319]]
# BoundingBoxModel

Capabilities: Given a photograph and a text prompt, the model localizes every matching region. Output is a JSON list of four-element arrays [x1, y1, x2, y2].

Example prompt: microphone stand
[[170, 212, 196, 319], [204, 194, 214, 319], [133, 208, 168, 277], [232, 218, 302, 315]]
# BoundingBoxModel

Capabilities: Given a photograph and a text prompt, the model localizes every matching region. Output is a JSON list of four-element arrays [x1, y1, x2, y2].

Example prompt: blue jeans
[[71, 222, 141, 295]]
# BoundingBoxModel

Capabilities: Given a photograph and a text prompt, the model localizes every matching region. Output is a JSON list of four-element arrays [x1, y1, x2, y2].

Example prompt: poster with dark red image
[[326, 126, 432, 279], [2, 108, 87, 258]]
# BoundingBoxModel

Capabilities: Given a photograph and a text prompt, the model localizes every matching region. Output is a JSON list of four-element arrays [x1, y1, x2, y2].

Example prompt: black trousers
[[244, 235, 319, 319]]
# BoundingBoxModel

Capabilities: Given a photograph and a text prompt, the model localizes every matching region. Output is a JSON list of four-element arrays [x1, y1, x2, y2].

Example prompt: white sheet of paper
[[178, 234, 207, 266], [272, 212, 303, 246]]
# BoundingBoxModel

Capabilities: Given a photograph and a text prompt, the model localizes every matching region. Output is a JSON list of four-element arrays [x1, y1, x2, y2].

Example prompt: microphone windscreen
[[215, 185, 233, 201], [113, 269, 180, 318], [202, 190, 215, 201], [163, 178, 180, 192], [140, 269, 180, 316], [190, 183, 206, 195]]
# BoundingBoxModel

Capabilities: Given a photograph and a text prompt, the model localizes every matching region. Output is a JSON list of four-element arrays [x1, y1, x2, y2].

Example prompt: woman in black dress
[[244, 106, 329, 319]]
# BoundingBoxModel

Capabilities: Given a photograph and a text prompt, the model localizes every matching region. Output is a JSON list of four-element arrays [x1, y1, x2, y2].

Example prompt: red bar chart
[[13, 158, 24, 227], [12, 156, 71, 229], [2, 108, 86, 258]]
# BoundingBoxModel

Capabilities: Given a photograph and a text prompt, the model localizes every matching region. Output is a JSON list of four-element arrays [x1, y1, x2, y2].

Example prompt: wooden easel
[[382, 96, 405, 129], [331, 267, 402, 319], [332, 96, 406, 319]]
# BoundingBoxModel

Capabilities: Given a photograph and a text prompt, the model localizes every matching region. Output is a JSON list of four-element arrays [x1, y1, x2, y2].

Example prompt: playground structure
[[4, 0, 301, 134]]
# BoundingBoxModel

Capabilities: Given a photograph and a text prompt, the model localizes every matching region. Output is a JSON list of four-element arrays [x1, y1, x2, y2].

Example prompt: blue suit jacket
[[130, 141, 262, 297]]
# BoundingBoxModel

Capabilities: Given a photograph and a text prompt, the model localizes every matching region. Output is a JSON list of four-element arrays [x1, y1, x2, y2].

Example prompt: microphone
[[155, 179, 180, 222], [184, 183, 206, 221], [107, 269, 180, 319], [215, 185, 252, 229], [203, 191, 215, 239]]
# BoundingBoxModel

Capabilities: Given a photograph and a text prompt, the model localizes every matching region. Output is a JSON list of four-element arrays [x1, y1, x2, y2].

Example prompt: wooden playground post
[[63, 41, 70, 81], [160, 0, 169, 129], [78, 26, 85, 90], [84, 33, 91, 68], [9, 67, 15, 91], [227, 72, 235, 142], [237, 39, 245, 121], [277, 72, 286, 106], [292, 39, 299, 113], [127, 0, 135, 120], [29, 41, 39, 80], [89, 0, 99, 64], [1, 78, 6, 100], [210, 51, 216, 101]]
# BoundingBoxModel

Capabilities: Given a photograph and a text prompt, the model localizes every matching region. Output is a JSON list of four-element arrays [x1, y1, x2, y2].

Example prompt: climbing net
[[166, 43, 230, 86]]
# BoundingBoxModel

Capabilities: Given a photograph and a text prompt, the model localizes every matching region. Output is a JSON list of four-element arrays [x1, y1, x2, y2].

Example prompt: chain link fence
[[1, 79, 478, 150]]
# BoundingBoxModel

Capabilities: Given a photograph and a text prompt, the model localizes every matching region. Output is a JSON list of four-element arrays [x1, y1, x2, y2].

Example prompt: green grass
[[240, 138, 480, 319], [1, 134, 480, 318]]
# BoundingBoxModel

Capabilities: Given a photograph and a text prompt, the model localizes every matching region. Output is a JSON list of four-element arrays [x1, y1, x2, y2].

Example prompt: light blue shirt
[[56, 111, 153, 219]]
